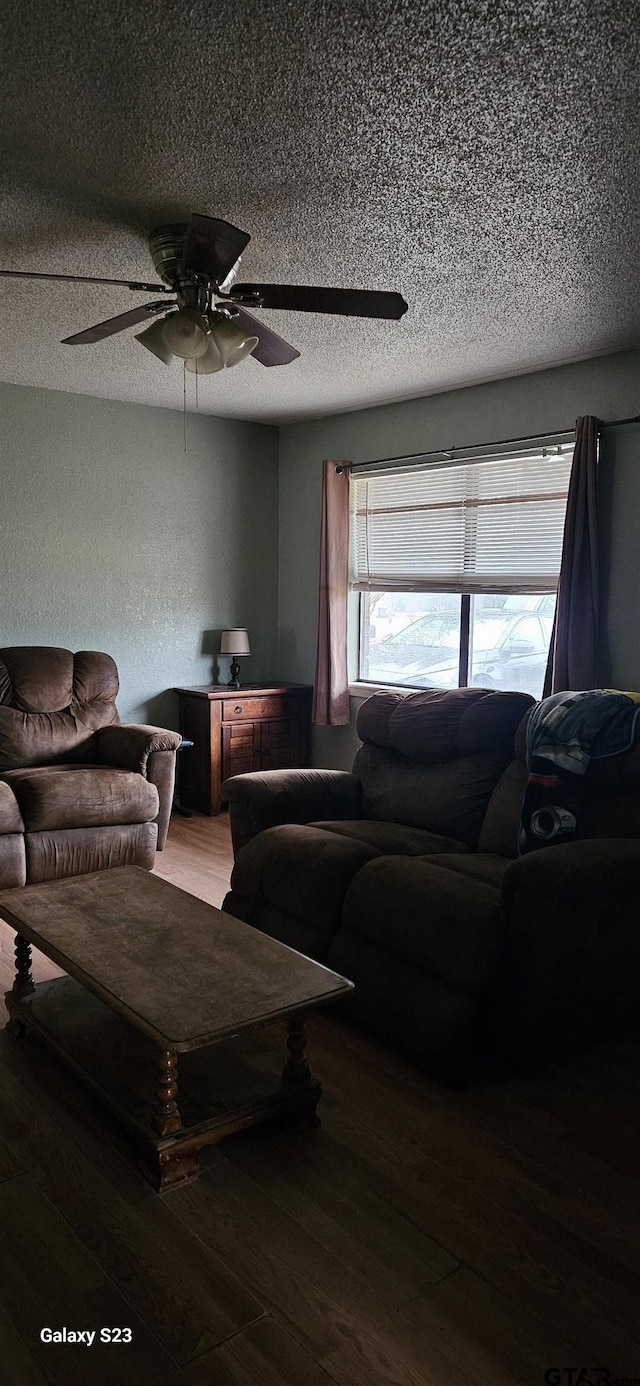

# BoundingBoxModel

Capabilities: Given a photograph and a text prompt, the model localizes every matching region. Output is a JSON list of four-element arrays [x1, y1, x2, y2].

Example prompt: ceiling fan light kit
[[0, 212, 408, 385]]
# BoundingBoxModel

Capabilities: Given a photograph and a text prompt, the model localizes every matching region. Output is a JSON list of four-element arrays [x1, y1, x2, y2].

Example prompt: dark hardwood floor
[[1, 811, 640, 1384]]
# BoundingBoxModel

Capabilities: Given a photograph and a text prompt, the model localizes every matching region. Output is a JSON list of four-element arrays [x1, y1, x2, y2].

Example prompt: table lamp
[[220, 629, 250, 687]]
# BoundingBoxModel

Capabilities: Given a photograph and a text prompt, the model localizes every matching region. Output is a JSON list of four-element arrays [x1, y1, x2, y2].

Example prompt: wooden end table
[[0, 867, 353, 1191]]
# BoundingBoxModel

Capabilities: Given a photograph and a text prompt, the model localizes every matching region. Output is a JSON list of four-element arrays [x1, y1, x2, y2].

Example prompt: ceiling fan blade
[[223, 305, 300, 367], [61, 301, 172, 345], [179, 215, 251, 285], [229, 284, 408, 320], [0, 268, 170, 292]]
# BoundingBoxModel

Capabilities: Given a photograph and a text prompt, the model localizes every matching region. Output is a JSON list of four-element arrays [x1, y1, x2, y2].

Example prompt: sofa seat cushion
[[310, 819, 470, 856], [0, 780, 23, 833], [419, 852, 510, 889], [229, 824, 379, 954], [342, 856, 502, 998], [1, 764, 158, 832]]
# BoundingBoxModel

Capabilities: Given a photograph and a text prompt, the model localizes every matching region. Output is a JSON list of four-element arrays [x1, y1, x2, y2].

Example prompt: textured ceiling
[[1, 0, 639, 424]]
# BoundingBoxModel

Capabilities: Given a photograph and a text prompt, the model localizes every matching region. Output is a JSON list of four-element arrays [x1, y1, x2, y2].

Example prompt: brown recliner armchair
[[0, 647, 181, 889]]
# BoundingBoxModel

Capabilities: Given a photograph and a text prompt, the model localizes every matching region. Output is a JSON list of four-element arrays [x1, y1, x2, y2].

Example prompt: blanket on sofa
[[518, 689, 640, 854]]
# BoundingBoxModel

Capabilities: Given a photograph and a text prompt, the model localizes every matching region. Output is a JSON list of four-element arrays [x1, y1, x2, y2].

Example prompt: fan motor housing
[[148, 224, 189, 286]]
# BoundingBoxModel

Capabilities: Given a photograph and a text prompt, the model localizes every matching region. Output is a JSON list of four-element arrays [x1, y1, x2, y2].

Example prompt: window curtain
[[543, 416, 599, 695], [312, 460, 350, 725]]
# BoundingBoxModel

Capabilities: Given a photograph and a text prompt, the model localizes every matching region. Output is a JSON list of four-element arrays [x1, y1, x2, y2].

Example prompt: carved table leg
[[6, 935, 34, 1035], [282, 1015, 311, 1084], [13, 934, 35, 997], [282, 1015, 321, 1132], [153, 1049, 182, 1137]]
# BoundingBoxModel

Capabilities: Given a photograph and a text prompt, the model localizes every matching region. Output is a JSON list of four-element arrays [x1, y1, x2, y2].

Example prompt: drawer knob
[[234, 705, 242, 714]]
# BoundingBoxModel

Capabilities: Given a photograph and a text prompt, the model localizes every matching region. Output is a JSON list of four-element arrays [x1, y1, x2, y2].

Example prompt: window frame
[[355, 589, 558, 694], [350, 440, 572, 695]]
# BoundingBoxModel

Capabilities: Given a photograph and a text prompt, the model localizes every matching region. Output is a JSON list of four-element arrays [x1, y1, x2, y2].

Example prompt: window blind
[[350, 448, 573, 594]]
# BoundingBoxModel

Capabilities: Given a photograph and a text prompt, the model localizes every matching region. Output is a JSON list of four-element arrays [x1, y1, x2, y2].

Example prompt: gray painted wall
[[278, 349, 640, 767], [0, 383, 279, 727]]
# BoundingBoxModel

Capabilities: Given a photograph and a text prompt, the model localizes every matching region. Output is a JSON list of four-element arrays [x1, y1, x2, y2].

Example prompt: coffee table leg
[[153, 1049, 182, 1137], [282, 1015, 311, 1084], [13, 934, 35, 998], [282, 1016, 321, 1133], [6, 934, 35, 1036]]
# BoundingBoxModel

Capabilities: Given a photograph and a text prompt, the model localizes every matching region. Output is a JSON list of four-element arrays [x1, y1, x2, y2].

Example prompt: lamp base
[[228, 657, 242, 687]]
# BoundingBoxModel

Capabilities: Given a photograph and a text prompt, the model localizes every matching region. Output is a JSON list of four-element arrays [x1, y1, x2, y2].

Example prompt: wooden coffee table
[[0, 866, 353, 1191]]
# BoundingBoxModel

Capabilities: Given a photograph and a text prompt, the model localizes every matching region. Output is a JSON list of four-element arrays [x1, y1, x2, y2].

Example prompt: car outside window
[[360, 593, 556, 699]]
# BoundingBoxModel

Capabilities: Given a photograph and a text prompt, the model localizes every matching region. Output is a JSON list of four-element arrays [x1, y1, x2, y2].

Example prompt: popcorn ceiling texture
[[1, 0, 639, 423]]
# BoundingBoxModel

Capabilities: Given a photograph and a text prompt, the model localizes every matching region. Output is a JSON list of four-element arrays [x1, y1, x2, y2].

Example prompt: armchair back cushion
[[0, 647, 119, 770]]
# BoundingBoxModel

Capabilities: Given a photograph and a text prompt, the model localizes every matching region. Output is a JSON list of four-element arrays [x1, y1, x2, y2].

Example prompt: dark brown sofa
[[0, 647, 181, 889], [222, 687, 640, 1083]]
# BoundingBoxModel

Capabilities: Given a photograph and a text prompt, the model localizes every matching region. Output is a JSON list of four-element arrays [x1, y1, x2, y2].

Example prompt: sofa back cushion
[[354, 687, 534, 846], [354, 742, 515, 845], [0, 647, 120, 770], [477, 759, 528, 857]]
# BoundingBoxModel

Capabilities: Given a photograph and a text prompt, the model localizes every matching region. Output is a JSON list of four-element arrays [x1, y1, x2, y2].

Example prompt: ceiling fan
[[0, 213, 409, 375]]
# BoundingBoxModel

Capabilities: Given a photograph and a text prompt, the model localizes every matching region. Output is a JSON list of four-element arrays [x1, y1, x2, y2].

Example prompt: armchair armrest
[[491, 839, 640, 1063], [222, 768, 362, 856], [97, 724, 181, 772], [97, 724, 182, 851]]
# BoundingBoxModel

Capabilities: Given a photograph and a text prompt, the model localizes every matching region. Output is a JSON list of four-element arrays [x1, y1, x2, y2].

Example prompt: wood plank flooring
[[1, 808, 639, 1384]]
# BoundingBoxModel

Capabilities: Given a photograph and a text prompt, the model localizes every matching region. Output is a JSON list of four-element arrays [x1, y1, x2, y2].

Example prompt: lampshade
[[209, 317, 259, 369], [220, 628, 251, 656], [135, 317, 175, 366], [162, 307, 210, 360], [185, 336, 224, 374]]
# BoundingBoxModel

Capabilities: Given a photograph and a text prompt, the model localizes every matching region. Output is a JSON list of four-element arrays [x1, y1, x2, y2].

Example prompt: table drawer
[[222, 696, 284, 722]]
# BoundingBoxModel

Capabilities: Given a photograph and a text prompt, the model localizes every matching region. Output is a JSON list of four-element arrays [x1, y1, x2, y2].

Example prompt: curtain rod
[[335, 414, 640, 475], [600, 413, 640, 429]]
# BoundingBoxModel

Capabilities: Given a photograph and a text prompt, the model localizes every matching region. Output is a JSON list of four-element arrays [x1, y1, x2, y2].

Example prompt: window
[[352, 443, 572, 700]]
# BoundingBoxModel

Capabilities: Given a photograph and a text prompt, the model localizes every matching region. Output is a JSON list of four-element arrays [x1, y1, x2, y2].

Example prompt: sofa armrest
[[492, 839, 640, 1062], [222, 768, 362, 856], [97, 724, 181, 851], [501, 838, 640, 932]]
